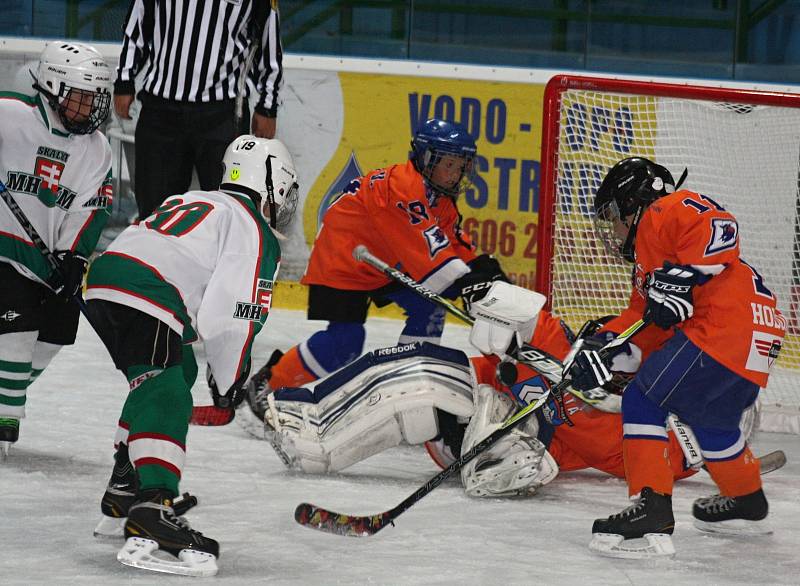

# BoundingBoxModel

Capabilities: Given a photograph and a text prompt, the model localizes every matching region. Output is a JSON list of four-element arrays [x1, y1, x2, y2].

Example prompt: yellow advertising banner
[[302, 72, 546, 289]]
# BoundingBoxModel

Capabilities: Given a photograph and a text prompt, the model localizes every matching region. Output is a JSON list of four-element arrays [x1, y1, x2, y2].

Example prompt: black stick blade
[[294, 503, 394, 537]]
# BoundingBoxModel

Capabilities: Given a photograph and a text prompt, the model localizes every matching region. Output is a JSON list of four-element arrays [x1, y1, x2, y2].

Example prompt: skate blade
[[693, 518, 773, 536], [235, 404, 268, 440], [93, 515, 126, 539], [589, 533, 676, 559], [117, 537, 218, 577]]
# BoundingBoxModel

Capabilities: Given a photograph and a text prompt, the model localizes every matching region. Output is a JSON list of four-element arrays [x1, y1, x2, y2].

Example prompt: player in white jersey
[[85, 135, 298, 577], [0, 42, 113, 454]]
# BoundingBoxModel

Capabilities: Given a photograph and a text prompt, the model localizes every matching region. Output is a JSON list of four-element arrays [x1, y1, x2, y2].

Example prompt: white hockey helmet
[[31, 42, 112, 134], [220, 135, 299, 230]]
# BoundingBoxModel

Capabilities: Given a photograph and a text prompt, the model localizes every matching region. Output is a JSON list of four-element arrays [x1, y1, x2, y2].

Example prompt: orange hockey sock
[[268, 346, 317, 390], [623, 437, 674, 497], [704, 446, 762, 497]]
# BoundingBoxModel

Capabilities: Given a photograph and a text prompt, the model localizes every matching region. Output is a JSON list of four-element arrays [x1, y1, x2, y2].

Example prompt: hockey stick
[[294, 317, 647, 537], [0, 180, 89, 314], [353, 245, 622, 412]]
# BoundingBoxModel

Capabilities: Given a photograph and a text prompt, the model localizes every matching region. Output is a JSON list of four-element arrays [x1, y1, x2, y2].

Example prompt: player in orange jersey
[[564, 157, 786, 558], [236, 119, 508, 435]]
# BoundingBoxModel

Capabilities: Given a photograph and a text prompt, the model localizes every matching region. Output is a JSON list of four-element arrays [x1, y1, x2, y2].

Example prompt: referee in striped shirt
[[114, 0, 283, 219]]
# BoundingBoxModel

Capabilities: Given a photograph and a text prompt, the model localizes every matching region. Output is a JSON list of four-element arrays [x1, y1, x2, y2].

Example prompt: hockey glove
[[644, 262, 699, 329], [455, 254, 510, 314], [207, 358, 252, 409], [47, 251, 88, 302], [562, 338, 613, 393]]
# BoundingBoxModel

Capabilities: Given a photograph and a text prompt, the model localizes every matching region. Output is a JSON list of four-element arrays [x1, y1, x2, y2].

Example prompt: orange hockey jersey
[[302, 160, 476, 293], [606, 189, 785, 387]]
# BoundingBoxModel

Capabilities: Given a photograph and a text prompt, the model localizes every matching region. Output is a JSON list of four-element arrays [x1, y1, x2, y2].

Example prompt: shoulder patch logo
[[705, 218, 738, 256], [423, 225, 450, 258]]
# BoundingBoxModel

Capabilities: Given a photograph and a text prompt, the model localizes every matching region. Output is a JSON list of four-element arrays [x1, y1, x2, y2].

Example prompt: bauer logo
[[233, 302, 264, 322]]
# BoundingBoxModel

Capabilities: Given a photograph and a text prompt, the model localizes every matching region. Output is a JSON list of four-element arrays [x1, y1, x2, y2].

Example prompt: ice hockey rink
[[1, 308, 798, 585]]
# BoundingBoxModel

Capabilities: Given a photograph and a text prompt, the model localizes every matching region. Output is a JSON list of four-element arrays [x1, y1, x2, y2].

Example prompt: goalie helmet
[[31, 42, 112, 135], [220, 135, 299, 230], [410, 118, 477, 201], [593, 157, 678, 262]]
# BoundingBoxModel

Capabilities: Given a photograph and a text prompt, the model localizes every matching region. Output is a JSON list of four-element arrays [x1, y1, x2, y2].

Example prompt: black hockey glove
[[644, 262, 699, 330], [562, 336, 613, 393], [207, 358, 252, 409], [454, 254, 510, 313], [47, 251, 88, 302]]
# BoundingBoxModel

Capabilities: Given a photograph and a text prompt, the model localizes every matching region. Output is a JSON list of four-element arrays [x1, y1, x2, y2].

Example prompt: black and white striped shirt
[[115, 0, 282, 117]]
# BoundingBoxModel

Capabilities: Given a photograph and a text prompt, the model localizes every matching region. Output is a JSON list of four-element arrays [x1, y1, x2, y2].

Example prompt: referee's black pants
[[134, 92, 250, 220]]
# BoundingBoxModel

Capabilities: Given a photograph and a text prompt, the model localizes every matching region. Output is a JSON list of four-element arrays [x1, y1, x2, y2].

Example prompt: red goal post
[[535, 74, 800, 434]]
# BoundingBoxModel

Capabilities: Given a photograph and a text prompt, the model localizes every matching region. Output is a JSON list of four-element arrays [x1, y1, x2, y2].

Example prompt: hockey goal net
[[536, 74, 800, 434]]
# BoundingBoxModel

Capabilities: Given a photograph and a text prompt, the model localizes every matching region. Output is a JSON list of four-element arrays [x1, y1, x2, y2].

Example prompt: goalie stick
[[293, 302, 647, 537], [352, 245, 622, 412]]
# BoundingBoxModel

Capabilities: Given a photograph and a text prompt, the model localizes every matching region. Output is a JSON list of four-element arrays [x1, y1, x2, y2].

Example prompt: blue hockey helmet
[[410, 118, 477, 199]]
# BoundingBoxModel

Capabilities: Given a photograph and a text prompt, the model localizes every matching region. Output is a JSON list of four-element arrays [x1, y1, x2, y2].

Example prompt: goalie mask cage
[[536, 74, 800, 435]]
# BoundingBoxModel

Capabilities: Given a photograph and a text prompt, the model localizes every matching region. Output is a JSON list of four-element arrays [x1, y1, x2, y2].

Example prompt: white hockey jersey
[[0, 92, 112, 283], [85, 190, 281, 392]]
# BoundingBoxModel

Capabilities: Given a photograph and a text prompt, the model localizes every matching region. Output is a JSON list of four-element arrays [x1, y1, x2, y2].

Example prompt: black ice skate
[[117, 489, 218, 577], [0, 417, 19, 457], [95, 445, 196, 538], [590, 487, 676, 558], [693, 489, 771, 535], [236, 349, 283, 439]]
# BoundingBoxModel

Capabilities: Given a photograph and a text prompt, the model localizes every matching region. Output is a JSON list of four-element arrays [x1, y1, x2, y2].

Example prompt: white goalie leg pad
[[267, 349, 475, 474], [117, 537, 218, 577], [461, 384, 557, 497], [589, 533, 676, 559]]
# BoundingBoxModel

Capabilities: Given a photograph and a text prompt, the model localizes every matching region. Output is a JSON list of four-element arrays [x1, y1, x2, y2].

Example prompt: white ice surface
[[1, 310, 799, 585]]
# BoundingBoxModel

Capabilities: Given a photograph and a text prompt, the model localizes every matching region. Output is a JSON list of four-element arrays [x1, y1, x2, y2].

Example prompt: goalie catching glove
[[645, 262, 700, 329], [469, 281, 547, 358], [206, 358, 251, 409]]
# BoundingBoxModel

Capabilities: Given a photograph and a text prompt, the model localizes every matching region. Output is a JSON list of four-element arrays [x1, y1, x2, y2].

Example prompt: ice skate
[[95, 445, 197, 538], [0, 418, 19, 458], [117, 489, 218, 577], [693, 489, 771, 535], [236, 349, 283, 439], [590, 487, 676, 558]]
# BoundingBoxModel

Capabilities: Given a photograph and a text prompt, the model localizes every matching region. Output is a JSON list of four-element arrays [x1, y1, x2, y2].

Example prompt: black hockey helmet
[[593, 157, 683, 262]]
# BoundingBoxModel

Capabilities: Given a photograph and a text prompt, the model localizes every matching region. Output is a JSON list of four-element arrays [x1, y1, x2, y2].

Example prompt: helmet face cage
[[411, 118, 478, 199], [273, 182, 299, 230], [53, 84, 111, 134], [593, 157, 675, 262], [417, 147, 476, 199]]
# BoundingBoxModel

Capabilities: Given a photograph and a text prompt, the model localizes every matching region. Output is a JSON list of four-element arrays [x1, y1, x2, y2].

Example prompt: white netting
[[544, 83, 800, 433]]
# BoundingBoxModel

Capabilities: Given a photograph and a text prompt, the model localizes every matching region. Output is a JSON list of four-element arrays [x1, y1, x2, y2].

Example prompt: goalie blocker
[[264, 341, 557, 497]]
